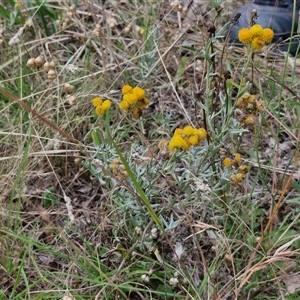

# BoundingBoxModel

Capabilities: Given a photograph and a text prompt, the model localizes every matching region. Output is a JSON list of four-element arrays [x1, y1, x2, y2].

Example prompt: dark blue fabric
[[229, 0, 300, 55]]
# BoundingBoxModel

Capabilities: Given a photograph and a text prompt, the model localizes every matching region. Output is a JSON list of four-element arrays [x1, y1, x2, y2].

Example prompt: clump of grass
[[1, 0, 300, 299]]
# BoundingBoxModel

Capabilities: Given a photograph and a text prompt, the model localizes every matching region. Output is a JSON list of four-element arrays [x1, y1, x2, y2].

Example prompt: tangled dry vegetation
[[1, 0, 300, 299]]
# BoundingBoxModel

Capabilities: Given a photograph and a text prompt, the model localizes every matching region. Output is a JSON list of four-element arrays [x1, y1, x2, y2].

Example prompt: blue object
[[229, 0, 300, 55]]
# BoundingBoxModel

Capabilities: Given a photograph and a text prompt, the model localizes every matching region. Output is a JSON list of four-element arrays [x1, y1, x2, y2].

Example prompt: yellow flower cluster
[[238, 24, 274, 51], [223, 153, 241, 167], [235, 93, 265, 127], [119, 85, 149, 119], [92, 97, 112, 116], [223, 152, 248, 184], [168, 126, 207, 151], [230, 165, 249, 184], [109, 158, 128, 180]]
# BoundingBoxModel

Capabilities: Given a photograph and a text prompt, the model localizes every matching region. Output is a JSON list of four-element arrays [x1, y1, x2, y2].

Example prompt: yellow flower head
[[261, 28, 274, 44], [238, 28, 252, 44], [169, 126, 206, 150], [223, 157, 232, 167], [174, 128, 184, 136], [122, 85, 133, 95], [101, 99, 112, 110], [196, 128, 207, 140], [119, 100, 130, 110], [249, 24, 263, 38], [123, 93, 138, 105], [188, 135, 199, 146], [182, 125, 195, 136], [230, 173, 245, 184], [132, 87, 145, 99], [95, 106, 105, 116], [232, 153, 241, 164], [92, 97, 102, 107], [168, 135, 189, 151], [251, 37, 265, 51]]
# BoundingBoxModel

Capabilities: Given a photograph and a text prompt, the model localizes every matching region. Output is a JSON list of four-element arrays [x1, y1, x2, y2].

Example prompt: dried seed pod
[[124, 22, 132, 34], [69, 5, 76, 12], [141, 274, 150, 283], [49, 61, 56, 69], [26, 58, 36, 68], [74, 153, 82, 165], [34, 56, 44, 68], [24, 19, 33, 31], [169, 277, 179, 288], [93, 24, 102, 37], [47, 69, 57, 80], [66, 94, 76, 105], [134, 25, 141, 34], [182, 6, 188, 13], [64, 83, 75, 93], [43, 62, 50, 71], [109, 22, 116, 30], [151, 228, 159, 240], [243, 113, 256, 126]]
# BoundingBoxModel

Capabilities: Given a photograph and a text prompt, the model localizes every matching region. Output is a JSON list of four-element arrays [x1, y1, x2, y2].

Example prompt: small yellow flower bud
[[223, 157, 232, 167]]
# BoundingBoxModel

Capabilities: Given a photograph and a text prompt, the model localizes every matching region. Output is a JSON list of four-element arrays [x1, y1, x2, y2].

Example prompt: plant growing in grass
[[1, 1, 300, 299]]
